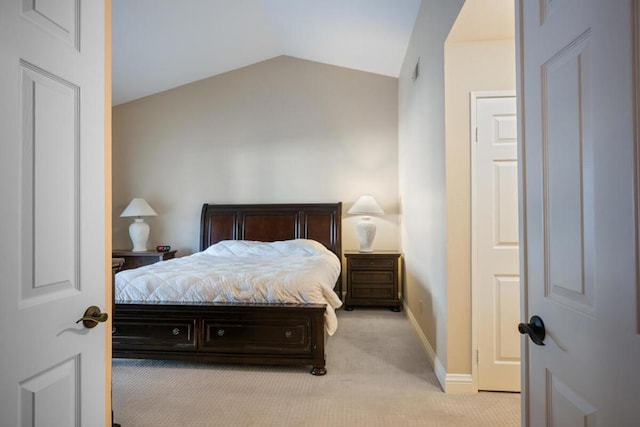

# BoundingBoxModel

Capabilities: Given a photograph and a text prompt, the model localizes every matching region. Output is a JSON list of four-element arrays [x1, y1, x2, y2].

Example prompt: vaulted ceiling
[[112, 0, 515, 106], [112, 0, 422, 105]]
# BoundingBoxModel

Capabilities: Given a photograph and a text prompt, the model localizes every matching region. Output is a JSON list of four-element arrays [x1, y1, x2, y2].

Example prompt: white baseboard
[[404, 301, 476, 394], [404, 303, 442, 386], [443, 373, 474, 394]]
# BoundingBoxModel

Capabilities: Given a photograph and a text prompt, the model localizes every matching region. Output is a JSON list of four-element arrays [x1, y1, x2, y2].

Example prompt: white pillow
[[204, 239, 330, 258]]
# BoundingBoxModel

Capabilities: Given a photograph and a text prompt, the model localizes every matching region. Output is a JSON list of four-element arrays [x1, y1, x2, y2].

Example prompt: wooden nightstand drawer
[[350, 284, 395, 299], [349, 257, 396, 269], [350, 271, 394, 284]]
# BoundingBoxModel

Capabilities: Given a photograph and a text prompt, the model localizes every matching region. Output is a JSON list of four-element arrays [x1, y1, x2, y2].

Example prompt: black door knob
[[518, 315, 546, 346]]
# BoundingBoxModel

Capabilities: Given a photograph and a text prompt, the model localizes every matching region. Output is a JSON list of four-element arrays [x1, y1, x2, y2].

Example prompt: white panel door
[[518, 0, 640, 424], [474, 94, 520, 392], [0, 1, 107, 426]]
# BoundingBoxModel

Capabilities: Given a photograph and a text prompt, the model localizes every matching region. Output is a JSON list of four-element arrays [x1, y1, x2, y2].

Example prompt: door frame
[[470, 90, 517, 393], [105, 0, 113, 424]]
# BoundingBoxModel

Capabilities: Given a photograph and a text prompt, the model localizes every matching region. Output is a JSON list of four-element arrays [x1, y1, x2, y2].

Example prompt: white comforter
[[115, 239, 343, 335]]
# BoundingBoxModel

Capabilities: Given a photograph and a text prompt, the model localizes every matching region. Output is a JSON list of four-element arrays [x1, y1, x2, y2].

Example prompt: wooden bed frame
[[112, 202, 342, 375]]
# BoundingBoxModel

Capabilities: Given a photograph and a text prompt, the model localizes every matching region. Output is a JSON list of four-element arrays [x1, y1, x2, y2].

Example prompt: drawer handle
[[112, 326, 116, 334], [172, 328, 180, 336], [285, 330, 292, 339], [217, 329, 225, 337]]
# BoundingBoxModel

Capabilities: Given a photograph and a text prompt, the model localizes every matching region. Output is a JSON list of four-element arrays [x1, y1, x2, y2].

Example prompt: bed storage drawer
[[112, 302, 328, 374], [112, 317, 197, 350], [201, 318, 311, 354]]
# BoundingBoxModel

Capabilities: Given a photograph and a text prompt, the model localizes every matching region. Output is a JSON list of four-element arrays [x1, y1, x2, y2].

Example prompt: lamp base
[[129, 218, 150, 252], [355, 217, 376, 253]]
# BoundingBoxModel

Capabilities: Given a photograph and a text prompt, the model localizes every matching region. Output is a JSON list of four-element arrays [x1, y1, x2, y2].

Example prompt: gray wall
[[398, 0, 464, 384]]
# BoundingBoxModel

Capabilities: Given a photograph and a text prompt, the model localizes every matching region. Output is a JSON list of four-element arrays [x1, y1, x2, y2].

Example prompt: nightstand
[[344, 251, 402, 312], [111, 249, 176, 271]]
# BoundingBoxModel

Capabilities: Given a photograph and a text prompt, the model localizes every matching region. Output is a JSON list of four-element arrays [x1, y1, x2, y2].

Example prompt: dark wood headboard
[[199, 203, 342, 257]]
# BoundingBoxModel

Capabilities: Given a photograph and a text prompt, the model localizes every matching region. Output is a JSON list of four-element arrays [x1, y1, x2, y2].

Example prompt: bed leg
[[310, 366, 327, 376]]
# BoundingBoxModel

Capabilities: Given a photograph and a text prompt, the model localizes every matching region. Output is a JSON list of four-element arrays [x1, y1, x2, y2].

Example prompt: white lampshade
[[120, 198, 157, 218], [347, 194, 384, 215], [120, 198, 157, 252], [348, 195, 384, 253]]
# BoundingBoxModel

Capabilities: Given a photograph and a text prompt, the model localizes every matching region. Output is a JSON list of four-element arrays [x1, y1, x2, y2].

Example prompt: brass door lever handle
[[76, 306, 109, 328]]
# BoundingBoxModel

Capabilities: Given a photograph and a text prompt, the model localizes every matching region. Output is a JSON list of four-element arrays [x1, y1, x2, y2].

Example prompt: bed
[[112, 203, 342, 375]]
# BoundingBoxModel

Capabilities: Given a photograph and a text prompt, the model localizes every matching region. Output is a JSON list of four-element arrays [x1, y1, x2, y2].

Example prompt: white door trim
[[514, 3, 529, 417], [470, 90, 517, 393]]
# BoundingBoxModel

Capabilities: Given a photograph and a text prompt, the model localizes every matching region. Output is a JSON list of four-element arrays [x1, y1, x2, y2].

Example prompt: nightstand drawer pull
[[172, 328, 180, 336], [112, 326, 117, 334], [285, 330, 292, 339], [217, 328, 225, 337]]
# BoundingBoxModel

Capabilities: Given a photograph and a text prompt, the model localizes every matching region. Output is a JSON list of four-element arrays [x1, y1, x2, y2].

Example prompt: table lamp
[[348, 194, 384, 252], [120, 198, 157, 252]]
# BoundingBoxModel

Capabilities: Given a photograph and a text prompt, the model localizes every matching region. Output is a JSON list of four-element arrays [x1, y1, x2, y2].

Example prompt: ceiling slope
[[112, 0, 422, 105]]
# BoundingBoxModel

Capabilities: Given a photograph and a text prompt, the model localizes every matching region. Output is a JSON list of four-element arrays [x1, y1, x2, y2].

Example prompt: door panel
[[494, 160, 519, 246], [0, 1, 107, 426], [517, 0, 640, 424], [494, 275, 521, 362], [21, 62, 80, 304], [542, 30, 595, 315], [22, 0, 79, 48], [547, 370, 597, 427], [19, 356, 80, 427]]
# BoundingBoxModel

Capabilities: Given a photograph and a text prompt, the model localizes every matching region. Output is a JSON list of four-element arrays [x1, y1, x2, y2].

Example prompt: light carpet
[[112, 309, 520, 426]]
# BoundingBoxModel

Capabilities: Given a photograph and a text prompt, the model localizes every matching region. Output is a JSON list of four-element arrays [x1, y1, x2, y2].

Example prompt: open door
[[517, 0, 640, 424], [0, 1, 108, 426]]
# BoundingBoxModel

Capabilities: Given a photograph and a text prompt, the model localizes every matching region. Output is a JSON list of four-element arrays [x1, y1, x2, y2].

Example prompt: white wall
[[112, 56, 399, 260]]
